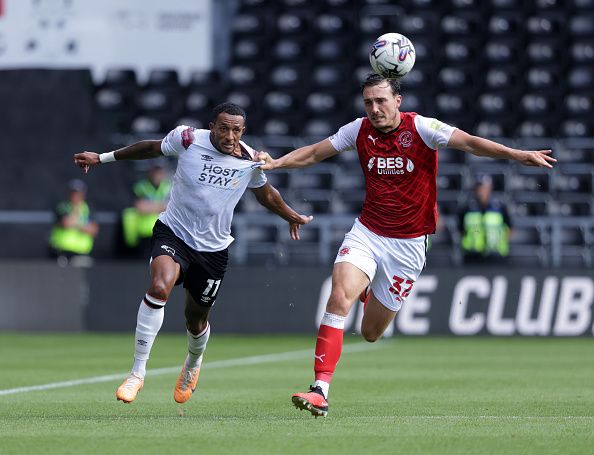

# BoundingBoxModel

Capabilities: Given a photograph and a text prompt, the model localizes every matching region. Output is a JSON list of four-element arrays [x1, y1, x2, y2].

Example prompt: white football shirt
[[159, 125, 267, 252]]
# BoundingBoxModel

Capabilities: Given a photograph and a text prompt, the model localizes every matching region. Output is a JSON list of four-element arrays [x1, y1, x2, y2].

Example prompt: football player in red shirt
[[257, 74, 555, 417]]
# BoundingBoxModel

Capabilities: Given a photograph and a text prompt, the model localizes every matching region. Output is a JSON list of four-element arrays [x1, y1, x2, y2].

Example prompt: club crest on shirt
[[398, 131, 413, 148]]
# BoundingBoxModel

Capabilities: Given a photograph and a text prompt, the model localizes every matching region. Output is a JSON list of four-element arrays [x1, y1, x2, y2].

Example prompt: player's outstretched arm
[[251, 183, 313, 240], [447, 129, 556, 168], [256, 138, 338, 171], [73, 140, 163, 173]]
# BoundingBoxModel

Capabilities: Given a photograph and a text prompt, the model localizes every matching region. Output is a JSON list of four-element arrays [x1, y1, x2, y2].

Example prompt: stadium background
[[0, 0, 593, 336]]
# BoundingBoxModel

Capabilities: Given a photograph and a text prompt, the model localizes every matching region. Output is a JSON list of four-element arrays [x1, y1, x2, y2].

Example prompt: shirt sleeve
[[248, 168, 268, 188], [161, 125, 195, 157], [414, 115, 456, 150], [328, 118, 364, 153]]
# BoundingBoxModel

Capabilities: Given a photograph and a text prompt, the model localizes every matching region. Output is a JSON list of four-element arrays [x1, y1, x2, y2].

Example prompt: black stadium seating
[[4, 1, 594, 266]]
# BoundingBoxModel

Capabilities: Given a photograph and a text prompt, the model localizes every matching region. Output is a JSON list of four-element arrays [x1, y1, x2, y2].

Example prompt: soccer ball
[[369, 33, 416, 79]]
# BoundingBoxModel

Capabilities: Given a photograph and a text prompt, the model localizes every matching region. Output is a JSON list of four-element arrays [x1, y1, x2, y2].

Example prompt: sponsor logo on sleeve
[[181, 127, 195, 149]]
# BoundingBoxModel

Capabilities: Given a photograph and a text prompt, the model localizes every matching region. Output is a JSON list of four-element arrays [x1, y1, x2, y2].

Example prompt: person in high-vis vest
[[49, 179, 99, 258], [459, 174, 511, 263], [122, 163, 171, 256]]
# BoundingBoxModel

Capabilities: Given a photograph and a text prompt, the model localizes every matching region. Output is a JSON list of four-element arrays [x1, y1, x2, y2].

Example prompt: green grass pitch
[[0, 333, 593, 454]]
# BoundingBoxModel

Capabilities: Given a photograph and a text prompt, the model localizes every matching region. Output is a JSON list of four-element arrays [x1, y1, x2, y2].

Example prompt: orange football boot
[[292, 385, 328, 417], [116, 373, 144, 404], [174, 364, 200, 403]]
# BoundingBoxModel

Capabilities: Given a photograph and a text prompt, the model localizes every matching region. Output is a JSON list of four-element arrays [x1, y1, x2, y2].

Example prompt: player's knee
[[147, 280, 171, 301], [361, 325, 381, 342]]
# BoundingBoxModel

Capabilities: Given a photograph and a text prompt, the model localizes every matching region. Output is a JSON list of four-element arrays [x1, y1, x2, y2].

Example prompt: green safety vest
[[122, 179, 171, 247], [50, 201, 94, 255], [462, 211, 509, 257]]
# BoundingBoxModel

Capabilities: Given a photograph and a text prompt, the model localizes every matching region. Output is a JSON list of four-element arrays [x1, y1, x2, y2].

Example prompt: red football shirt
[[330, 113, 455, 238]]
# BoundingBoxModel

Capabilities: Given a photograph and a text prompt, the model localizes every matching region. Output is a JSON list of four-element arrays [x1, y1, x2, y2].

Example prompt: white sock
[[314, 380, 330, 399], [131, 298, 165, 378], [184, 323, 210, 370]]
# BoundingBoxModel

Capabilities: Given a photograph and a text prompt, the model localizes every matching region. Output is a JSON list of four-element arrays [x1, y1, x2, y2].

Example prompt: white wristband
[[99, 151, 116, 164]]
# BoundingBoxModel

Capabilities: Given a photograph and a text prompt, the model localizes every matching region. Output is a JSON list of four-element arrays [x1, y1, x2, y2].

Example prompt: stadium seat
[[567, 66, 594, 89], [526, 40, 561, 64], [270, 64, 307, 88], [478, 93, 512, 117], [234, 37, 267, 63], [264, 171, 290, 191], [475, 120, 515, 138], [229, 65, 259, 87], [508, 167, 550, 193], [263, 90, 300, 115], [526, 66, 561, 90], [571, 41, 594, 64], [525, 14, 564, 36], [508, 225, 550, 267], [558, 225, 590, 267], [564, 93, 594, 117], [484, 66, 519, 90], [438, 66, 477, 90], [488, 14, 522, 35], [358, 14, 391, 36], [394, 13, 440, 37], [334, 189, 365, 214], [509, 193, 550, 216], [551, 168, 594, 195], [289, 168, 334, 190], [274, 37, 309, 63], [289, 189, 333, 213], [549, 194, 593, 217], [443, 39, 479, 63], [561, 119, 594, 137], [130, 116, 162, 135], [302, 118, 335, 137], [485, 39, 519, 64], [437, 166, 463, 191], [516, 120, 556, 138], [441, 13, 481, 36], [569, 15, 594, 36]]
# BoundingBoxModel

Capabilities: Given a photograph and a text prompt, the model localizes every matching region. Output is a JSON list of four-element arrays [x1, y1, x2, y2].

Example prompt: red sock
[[314, 323, 344, 383]]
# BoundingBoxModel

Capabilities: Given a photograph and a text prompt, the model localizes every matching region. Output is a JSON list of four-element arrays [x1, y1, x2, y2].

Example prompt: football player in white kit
[[74, 103, 313, 404]]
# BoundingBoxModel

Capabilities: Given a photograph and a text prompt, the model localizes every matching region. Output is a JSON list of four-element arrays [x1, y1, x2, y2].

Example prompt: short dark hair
[[212, 102, 247, 122], [360, 73, 401, 96]]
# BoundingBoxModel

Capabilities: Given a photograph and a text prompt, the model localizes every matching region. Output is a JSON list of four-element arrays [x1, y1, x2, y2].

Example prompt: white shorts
[[334, 218, 427, 312]]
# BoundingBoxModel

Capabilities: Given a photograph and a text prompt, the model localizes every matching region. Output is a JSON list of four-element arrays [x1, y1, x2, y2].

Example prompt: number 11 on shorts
[[203, 279, 221, 298]]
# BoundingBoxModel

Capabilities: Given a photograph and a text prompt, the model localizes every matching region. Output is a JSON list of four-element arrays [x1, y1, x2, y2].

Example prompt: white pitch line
[[0, 342, 377, 397]]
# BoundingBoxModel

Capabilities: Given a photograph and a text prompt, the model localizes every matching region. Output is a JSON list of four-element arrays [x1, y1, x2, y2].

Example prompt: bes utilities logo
[[367, 156, 414, 175]]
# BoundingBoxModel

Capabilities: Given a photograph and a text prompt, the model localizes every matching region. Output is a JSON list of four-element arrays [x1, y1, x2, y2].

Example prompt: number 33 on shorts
[[389, 275, 414, 300]]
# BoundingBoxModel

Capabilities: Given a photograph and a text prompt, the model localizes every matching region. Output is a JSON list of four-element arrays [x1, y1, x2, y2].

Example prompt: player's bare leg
[[292, 262, 369, 417], [117, 256, 179, 404], [360, 292, 397, 342], [174, 291, 211, 404]]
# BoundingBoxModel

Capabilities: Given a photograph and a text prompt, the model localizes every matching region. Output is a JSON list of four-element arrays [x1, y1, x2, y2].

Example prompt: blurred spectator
[[49, 179, 99, 262], [458, 174, 511, 264], [121, 163, 171, 257]]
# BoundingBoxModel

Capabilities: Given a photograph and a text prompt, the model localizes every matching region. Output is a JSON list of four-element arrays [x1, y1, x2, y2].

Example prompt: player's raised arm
[[251, 182, 313, 240], [447, 129, 556, 168], [256, 138, 338, 171], [73, 140, 163, 173]]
